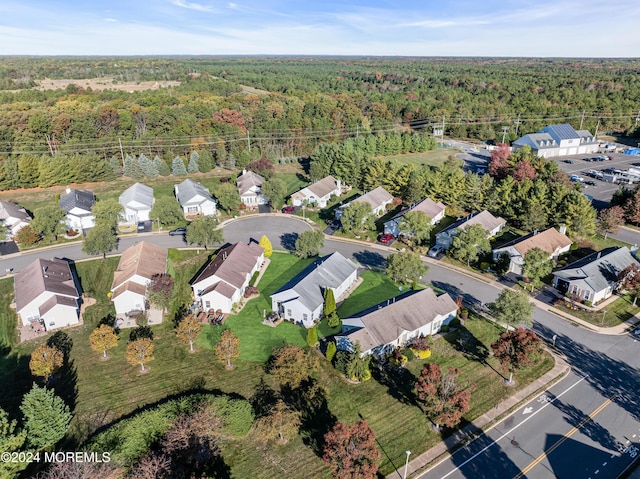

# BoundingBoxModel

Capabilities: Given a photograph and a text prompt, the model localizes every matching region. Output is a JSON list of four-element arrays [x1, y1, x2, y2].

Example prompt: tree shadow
[[0, 345, 32, 419], [442, 326, 490, 364], [430, 280, 482, 308], [282, 378, 336, 456], [280, 232, 298, 251], [50, 358, 79, 414], [250, 378, 279, 418], [371, 362, 418, 407], [353, 250, 388, 271]]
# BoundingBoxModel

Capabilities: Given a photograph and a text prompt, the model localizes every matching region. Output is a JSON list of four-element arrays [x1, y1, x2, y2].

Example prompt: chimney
[[242, 169, 247, 176], [559, 225, 567, 235], [597, 252, 601, 259], [65, 186, 71, 195]]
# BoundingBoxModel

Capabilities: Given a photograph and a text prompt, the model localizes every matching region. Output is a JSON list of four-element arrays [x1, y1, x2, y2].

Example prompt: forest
[[1, 56, 640, 192]]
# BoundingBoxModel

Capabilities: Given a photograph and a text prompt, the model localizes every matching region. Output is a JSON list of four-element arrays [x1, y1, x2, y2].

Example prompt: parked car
[[282, 205, 296, 214], [428, 246, 444, 258], [564, 159, 573, 164], [584, 180, 597, 186], [169, 227, 187, 236], [570, 175, 584, 182], [378, 233, 394, 245]]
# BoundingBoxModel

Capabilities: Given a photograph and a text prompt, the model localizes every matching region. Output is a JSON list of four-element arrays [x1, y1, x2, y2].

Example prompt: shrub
[[410, 335, 430, 351], [480, 262, 490, 271], [440, 325, 450, 333], [411, 348, 432, 359], [584, 300, 593, 307], [211, 397, 254, 438], [244, 286, 259, 298], [449, 317, 461, 328], [326, 342, 337, 362]]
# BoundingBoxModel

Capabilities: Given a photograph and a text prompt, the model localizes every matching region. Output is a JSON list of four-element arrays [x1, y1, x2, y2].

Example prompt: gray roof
[[305, 175, 340, 198], [343, 289, 457, 352], [576, 129, 598, 143], [387, 198, 446, 223], [175, 179, 211, 205], [354, 186, 393, 210], [0, 201, 31, 222], [513, 133, 557, 149], [237, 171, 264, 195], [14, 258, 80, 311], [439, 210, 506, 235], [193, 242, 264, 290], [544, 123, 580, 140], [553, 247, 639, 293], [272, 252, 358, 311], [58, 189, 95, 214], [119, 183, 154, 210]]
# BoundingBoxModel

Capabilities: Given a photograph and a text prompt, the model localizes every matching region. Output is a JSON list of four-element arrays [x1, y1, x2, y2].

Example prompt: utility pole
[[594, 119, 600, 139], [441, 116, 445, 145], [514, 113, 521, 136], [580, 110, 586, 130], [501, 126, 509, 144], [246, 130, 251, 151], [118, 138, 125, 164]]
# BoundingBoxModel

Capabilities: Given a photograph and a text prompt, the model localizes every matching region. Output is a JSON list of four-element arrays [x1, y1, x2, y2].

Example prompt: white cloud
[[104, 17, 118, 22], [170, 0, 217, 13]]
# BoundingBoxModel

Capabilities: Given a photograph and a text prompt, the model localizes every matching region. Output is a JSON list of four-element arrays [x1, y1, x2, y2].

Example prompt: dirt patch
[[34, 77, 181, 92]]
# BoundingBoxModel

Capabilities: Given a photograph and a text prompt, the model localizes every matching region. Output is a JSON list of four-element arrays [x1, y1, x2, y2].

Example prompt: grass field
[[374, 147, 461, 167], [555, 293, 639, 328]]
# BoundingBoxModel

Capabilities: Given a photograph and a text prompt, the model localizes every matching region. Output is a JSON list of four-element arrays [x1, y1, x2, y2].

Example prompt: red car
[[378, 233, 394, 244], [282, 205, 296, 214]]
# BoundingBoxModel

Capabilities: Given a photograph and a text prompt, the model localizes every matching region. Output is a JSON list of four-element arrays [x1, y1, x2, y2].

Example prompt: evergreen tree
[[187, 151, 200, 173], [137, 153, 158, 178], [0, 406, 27, 478], [20, 383, 72, 450], [153, 155, 170, 176], [171, 156, 187, 176], [306, 326, 318, 348], [199, 149, 214, 172], [109, 156, 123, 177], [450, 224, 491, 267]]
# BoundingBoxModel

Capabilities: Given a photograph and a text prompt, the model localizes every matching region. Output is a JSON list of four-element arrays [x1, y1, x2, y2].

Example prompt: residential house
[[174, 179, 217, 217], [237, 170, 267, 208], [0, 200, 31, 237], [513, 123, 599, 158], [59, 187, 96, 231], [270, 252, 358, 328], [435, 210, 506, 250], [110, 242, 168, 318], [119, 183, 154, 225], [338, 288, 458, 356], [291, 175, 342, 208], [14, 257, 81, 331], [552, 246, 639, 304], [384, 198, 446, 237], [492, 227, 572, 275], [191, 242, 264, 314], [335, 186, 393, 220]]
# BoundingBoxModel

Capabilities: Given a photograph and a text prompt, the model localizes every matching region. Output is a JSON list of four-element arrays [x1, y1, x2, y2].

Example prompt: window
[[584, 291, 590, 300], [187, 206, 198, 213], [205, 301, 210, 309], [49, 321, 55, 327], [287, 309, 292, 317], [303, 314, 308, 322]]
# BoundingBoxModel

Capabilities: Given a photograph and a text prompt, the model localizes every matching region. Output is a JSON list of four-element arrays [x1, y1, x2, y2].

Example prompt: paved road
[[3, 215, 639, 478], [610, 226, 640, 247]]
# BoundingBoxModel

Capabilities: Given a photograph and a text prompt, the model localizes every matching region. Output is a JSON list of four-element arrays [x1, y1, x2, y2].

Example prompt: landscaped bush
[[411, 348, 432, 359], [440, 325, 450, 333], [244, 286, 259, 298], [480, 262, 490, 271], [211, 396, 255, 438], [326, 341, 337, 362], [584, 300, 593, 307], [449, 318, 461, 328]]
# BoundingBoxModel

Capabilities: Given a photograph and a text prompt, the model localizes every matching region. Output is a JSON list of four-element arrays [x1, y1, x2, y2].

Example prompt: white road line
[[595, 470, 600, 474], [602, 462, 607, 466], [437, 374, 589, 479]]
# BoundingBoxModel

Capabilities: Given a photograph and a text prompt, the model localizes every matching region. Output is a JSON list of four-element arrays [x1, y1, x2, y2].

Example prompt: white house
[[191, 242, 264, 314], [513, 123, 599, 158], [435, 210, 506, 250], [384, 198, 446, 237], [492, 227, 572, 275], [0, 200, 31, 237], [552, 246, 639, 304], [59, 188, 96, 231], [335, 186, 393, 220], [119, 183, 154, 225], [270, 252, 358, 328], [291, 175, 342, 208], [237, 170, 267, 208], [174, 179, 217, 217], [110, 242, 168, 318], [14, 257, 81, 331], [338, 288, 458, 356]]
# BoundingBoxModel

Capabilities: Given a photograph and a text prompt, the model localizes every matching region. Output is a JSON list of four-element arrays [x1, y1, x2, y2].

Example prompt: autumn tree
[[176, 315, 202, 352], [322, 419, 381, 479], [146, 273, 174, 313], [522, 247, 554, 289], [82, 223, 118, 259], [295, 230, 324, 258], [125, 338, 155, 372], [415, 363, 473, 429], [489, 289, 534, 327], [214, 329, 240, 370], [268, 345, 318, 389], [29, 344, 64, 383], [254, 399, 301, 446], [488, 143, 510, 179], [186, 215, 223, 250], [450, 224, 491, 267], [512, 160, 537, 183], [89, 324, 118, 359], [386, 251, 427, 284], [14, 225, 39, 245], [598, 205, 625, 239], [398, 210, 433, 246], [20, 383, 72, 450], [247, 158, 275, 179], [259, 235, 273, 257], [491, 327, 542, 384], [617, 263, 640, 306]]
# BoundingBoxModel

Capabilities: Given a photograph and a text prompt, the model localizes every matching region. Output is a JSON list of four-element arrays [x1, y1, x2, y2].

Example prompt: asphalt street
[[2, 215, 639, 478]]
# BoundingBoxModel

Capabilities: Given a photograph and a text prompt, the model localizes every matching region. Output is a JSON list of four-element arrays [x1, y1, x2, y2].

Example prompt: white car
[[428, 246, 443, 258]]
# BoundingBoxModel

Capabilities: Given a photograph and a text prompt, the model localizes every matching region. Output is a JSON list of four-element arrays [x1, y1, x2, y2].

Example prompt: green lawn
[[554, 293, 640, 328], [375, 148, 461, 167], [0, 278, 18, 348], [336, 270, 406, 318]]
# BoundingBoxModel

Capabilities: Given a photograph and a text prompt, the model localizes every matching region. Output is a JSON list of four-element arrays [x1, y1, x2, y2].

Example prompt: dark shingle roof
[[58, 189, 95, 214], [545, 124, 580, 140], [14, 258, 79, 311]]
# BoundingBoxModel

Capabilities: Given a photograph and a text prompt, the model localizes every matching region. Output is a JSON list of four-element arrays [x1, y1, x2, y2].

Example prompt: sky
[[0, 0, 639, 57]]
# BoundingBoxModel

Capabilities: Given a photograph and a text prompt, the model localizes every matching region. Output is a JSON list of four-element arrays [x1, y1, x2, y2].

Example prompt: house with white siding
[[0, 200, 31, 237], [174, 179, 217, 217], [335, 186, 393, 220], [291, 175, 342, 208], [270, 252, 358, 328], [338, 288, 458, 356], [237, 170, 267, 208], [110, 242, 168, 318], [435, 210, 506, 250], [14, 258, 81, 331], [384, 198, 446, 237], [59, 187, 96, 232], [513, 124, 599, 158], [191, 242, 264, 314], [119, 183, 154, 225]]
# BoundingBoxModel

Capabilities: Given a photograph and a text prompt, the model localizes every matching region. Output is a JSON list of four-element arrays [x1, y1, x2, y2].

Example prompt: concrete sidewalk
[[386, 351, 571, 479]]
